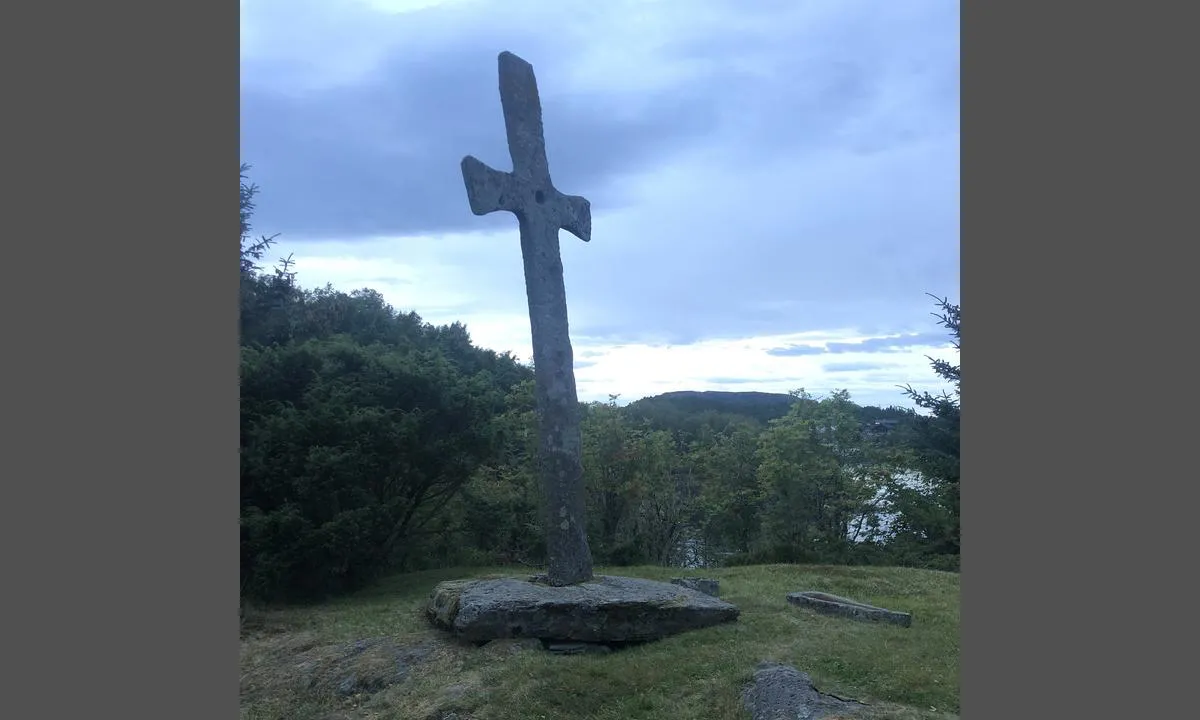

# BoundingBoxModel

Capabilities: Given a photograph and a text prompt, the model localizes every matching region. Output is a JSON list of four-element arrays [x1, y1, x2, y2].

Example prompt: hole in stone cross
[[535, 190, 545, 204]]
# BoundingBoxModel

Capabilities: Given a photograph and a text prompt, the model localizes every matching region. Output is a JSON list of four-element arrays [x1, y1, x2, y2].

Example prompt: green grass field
[[240, 564, 959, 720]]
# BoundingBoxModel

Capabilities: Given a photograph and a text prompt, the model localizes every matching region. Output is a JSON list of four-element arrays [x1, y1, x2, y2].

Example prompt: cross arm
[[461, 155, 592, 243], [461, 155, 521, 216], [557, 193, 591, 243]]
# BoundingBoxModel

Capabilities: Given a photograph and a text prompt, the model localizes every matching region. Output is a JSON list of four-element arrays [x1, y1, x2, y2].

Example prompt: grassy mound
[[240, 563, 959, 720]]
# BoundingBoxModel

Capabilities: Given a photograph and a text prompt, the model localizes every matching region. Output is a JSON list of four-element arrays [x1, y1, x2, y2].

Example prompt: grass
[[240, 563, 959, 720]]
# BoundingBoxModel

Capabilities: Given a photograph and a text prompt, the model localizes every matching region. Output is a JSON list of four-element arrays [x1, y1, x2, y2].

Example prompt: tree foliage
[[753, 390, 897, 563], [239, 166, 532, 602], [888, 294, 961, 566]]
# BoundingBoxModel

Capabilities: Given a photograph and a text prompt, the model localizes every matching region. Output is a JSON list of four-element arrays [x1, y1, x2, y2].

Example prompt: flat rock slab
[[743, 662, 866, 720], [787, 591, 912, 628], [426, 575, 739, 644]]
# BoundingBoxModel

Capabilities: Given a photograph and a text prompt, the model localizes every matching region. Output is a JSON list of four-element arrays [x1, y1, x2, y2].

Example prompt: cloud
[[826, 332, 950, 353], [273, 243, 958, 408], [768, 331, 949, 358], [241, 0, 727, 240], [822, 361, 895, 373], [241, 0, 959, 404], [766, 345, 828, 358], [705, 377, 778, 385], [566, 332, 954, 409]]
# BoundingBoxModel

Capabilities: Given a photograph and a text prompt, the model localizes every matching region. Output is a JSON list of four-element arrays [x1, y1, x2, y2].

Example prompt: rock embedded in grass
[[743, 663, 866, 720], [426, 574, 739, 645], [786, 591, 913, 627]]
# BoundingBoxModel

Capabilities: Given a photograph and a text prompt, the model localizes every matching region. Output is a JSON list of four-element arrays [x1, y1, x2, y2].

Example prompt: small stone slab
[[670, 577, 720, 597], [426, 575, 739, 644], [743, 662, 866, 720], [786, 591, 912, 627]]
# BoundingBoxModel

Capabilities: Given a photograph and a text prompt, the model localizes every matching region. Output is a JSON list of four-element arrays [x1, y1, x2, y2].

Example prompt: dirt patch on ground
[[239, 624, 527, 720], [241, 631, 441, 709]]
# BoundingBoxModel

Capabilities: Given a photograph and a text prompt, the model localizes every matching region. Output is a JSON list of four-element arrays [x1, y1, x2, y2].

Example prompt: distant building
[[863, 419, 900, 437]]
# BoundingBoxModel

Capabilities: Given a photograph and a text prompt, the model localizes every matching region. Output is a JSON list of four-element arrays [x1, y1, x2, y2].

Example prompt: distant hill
[[624, 390, 914, 439], [628, 391, 797, 425]]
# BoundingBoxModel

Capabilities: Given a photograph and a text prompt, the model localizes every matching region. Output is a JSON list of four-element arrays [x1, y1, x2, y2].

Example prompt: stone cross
[[460, 51, 594, 586]]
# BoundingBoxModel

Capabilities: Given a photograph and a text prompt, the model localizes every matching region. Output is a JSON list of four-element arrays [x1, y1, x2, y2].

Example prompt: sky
[[240, 0, 960, 409]]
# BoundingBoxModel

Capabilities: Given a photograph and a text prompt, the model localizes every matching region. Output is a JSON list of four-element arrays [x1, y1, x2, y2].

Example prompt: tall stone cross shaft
[[460, 51, 594, 586]]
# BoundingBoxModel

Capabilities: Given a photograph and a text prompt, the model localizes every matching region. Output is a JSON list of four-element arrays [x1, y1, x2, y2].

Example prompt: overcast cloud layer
[[240, 0, 960, 408]]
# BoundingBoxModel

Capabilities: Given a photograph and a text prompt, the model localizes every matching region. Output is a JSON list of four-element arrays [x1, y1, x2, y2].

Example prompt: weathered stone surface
[[671, 577, 720, 597], [742, 663, 866, 720], [480, 637, 544, 657], [426, 575, 739, 644], [786, 591, 912, 627], [460, 50, 594, 587], [544, 641, 613, 655]]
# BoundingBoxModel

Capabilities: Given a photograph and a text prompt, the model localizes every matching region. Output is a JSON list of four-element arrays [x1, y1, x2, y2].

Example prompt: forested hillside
[[240, 166, 961, 604], [626, 390, 915, 440]]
